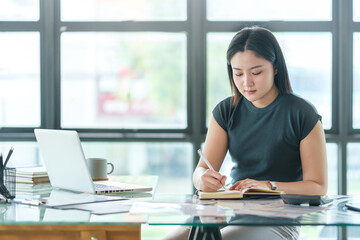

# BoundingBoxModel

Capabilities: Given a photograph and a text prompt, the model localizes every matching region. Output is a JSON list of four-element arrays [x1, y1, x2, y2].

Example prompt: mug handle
[[107, 162, 114, 175]]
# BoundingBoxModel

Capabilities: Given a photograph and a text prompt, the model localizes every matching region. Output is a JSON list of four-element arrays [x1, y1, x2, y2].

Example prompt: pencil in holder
[[0, 167, 16, 200]]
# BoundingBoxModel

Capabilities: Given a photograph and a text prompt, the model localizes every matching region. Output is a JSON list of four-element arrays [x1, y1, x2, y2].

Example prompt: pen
[[197, 149, 226, 190], [20, 199, 45, 206], [3, 147, 14, 169], [0, 153, 3, 170]]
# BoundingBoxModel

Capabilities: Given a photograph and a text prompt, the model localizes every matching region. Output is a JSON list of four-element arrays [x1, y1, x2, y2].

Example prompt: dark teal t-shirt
[[212, 93, 321, 184]]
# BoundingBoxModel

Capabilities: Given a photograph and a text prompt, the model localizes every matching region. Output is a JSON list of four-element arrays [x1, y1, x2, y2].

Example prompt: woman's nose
[[243, 74, 254, 87]]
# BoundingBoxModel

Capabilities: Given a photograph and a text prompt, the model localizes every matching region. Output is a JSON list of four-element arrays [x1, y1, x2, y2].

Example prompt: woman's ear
[[274, 68, 278, 75]]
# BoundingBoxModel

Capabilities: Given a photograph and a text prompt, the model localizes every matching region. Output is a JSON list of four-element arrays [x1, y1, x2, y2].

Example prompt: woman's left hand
[[229, 178, 270, 191]]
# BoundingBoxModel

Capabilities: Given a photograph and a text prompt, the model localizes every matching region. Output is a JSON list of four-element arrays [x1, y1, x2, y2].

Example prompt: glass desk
[[0, 175, 158, 240], [148, 194, 360, 239], [1, 177, 360, 240]]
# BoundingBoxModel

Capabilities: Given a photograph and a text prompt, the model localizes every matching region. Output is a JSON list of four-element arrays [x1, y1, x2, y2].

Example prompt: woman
[[192, 26, 327, 240]]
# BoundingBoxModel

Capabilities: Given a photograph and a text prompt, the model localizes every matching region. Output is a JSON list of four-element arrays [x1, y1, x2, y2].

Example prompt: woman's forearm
[[275, 180, 327, 195]]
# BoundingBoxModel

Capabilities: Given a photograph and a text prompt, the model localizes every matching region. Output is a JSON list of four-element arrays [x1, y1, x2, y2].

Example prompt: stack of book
[[13, 167, 52, 195]]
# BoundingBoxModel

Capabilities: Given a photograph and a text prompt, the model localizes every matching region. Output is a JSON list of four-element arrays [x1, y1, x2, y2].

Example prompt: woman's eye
[[253, 71, 262, 75], [234, 73, 243, 77]]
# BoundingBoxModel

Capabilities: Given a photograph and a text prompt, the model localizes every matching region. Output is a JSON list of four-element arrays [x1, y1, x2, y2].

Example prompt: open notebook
[[34, 129, 152, 194], [198, 188, 283, 200]]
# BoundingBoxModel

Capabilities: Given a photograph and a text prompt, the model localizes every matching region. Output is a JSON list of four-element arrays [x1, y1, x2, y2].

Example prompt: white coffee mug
[[86, 158, 114, 181]]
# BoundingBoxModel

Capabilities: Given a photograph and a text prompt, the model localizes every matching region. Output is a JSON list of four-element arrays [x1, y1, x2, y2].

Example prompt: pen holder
[[0, 167, 16, 200]]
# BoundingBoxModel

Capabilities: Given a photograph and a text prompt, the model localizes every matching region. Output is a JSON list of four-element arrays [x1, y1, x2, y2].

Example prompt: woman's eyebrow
[[232, 65, 264, 70]]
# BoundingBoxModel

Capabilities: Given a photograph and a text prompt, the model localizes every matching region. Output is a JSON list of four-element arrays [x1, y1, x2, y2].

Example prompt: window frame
[[0, 0, 359, 206]]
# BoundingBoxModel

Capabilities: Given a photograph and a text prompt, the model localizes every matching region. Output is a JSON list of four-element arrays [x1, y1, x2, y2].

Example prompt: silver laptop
[[34, 129, 152, 194]]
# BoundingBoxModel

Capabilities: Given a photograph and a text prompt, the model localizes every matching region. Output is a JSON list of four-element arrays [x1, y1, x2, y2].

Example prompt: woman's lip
[[244, 90, 256, 94]]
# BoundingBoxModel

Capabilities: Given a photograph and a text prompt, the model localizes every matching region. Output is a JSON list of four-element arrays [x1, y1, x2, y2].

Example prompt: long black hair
[[226, 26, 292, 106]]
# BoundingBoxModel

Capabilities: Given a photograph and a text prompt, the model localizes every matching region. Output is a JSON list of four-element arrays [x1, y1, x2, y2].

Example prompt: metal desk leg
[[188, 226, 222, 240]]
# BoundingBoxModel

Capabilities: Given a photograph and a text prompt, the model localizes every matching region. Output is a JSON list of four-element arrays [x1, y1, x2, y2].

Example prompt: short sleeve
[[298, 98, 322, 141], [212, 97, 233, 132]]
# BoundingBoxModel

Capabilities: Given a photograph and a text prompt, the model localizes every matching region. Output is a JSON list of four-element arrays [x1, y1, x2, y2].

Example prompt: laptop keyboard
[[94, 183, 127, 192]]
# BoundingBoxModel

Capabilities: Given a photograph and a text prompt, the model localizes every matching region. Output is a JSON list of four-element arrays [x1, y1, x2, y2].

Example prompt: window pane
[[206, 33, 232, 116], [0, 0, 39, 21], [354, 0, 360, 22], [206, 32, 332, 130], [354, 33, 360, 128], [206, 33, 232, 124], [0, 32, 40, 127], [61, 32, 187, 129], [81, 142, 193, 194], [347, 143, 360, 194], [61, 0, 186, 21], [0, 142, 41, 168], [326, 143, 338, 195], [207, 0, 331, 21]]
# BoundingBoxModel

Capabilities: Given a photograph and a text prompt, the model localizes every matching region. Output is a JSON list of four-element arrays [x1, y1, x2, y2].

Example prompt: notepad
[[198, 188, 283, 200]]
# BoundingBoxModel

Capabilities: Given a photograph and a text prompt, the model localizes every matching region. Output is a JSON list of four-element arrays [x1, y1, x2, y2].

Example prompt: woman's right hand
[[199, 169, 227, 192]]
